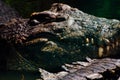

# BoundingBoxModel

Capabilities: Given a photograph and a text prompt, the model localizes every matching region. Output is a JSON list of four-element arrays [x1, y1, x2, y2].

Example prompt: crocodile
[[0, 3, 120, 72]]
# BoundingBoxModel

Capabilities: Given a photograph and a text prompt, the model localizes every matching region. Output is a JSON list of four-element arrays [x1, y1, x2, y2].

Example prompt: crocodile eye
[[28, 12, 57, 25], [28, 19, 40, 26]]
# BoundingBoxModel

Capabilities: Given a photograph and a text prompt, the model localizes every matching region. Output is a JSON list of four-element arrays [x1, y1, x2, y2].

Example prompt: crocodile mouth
[[23, 32, 60, 46]]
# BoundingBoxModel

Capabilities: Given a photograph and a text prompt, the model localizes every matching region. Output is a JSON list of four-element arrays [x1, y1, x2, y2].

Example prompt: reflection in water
[[0, 71, 39, 80]]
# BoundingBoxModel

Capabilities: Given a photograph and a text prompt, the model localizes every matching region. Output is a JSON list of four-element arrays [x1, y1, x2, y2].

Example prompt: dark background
[[3, 0, 120, 20]]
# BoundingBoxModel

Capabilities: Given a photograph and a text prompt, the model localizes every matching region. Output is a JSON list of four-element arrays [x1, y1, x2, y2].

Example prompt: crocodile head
[[0, 3, 120, 71]]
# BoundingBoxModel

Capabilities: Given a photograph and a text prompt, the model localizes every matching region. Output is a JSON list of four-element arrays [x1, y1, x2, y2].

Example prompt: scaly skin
[[0, 3, 120, 71]]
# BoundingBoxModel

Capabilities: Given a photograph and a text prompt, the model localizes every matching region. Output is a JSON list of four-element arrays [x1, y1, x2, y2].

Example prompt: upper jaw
[[23, 27, 61, 46], [23, 12, 67, 45]]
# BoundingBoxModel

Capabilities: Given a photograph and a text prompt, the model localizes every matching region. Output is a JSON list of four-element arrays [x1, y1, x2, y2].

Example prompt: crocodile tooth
[[106, 46, 110, 53], [91, 38, 94, 44], [112, 43, 115, 48], [86, 38, 89, 43], [98, 47, 104, 57], [116, 41, 119, 46]]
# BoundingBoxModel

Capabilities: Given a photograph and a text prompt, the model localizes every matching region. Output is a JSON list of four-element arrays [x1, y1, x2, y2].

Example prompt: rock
[[38, 58, 120, 80]]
